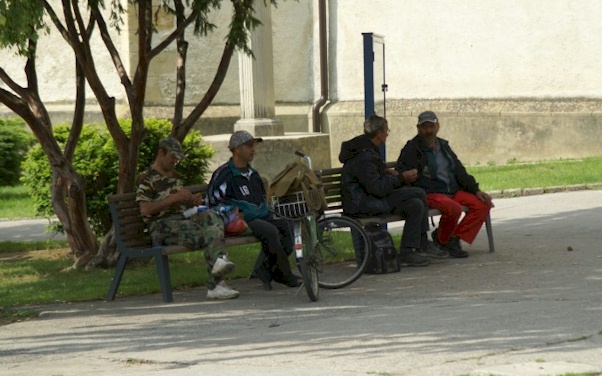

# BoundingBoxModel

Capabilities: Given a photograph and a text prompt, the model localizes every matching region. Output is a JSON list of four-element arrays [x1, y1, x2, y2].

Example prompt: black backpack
[[362, 224, 401, 274]]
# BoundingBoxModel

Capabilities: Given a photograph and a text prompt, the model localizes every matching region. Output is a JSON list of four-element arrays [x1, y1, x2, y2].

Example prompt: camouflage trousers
[[149, 210, 227, 289]]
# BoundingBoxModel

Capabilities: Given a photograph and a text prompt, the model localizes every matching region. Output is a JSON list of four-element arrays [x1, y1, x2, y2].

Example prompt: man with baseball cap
[[206, 130, 299, 290], [136, 137, 239, 300], [396, 111, 494, 258]]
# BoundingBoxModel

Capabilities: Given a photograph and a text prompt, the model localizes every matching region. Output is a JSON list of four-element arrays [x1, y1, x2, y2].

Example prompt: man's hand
[[476, 191, 495, 207], [401, 169, 419, 184], [385, 168, 399, 176], [173, 188, 195, 205], [192, 192, 203, 206]]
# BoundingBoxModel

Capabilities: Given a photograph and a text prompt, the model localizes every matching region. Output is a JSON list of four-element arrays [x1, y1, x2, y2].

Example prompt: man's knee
[[399, 197, 425, 217], [249, 219, 279, 239], [404, 187, 427, 201]]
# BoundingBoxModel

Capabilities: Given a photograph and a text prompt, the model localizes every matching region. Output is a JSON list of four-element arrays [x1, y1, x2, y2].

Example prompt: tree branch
[[90, 5, 132, 93], [177, 41, 235, 140], [148, 9, 199, 60]]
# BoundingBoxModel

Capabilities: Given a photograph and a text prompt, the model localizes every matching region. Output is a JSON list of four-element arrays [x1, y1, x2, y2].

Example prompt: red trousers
[[427, 191, 491, 245]]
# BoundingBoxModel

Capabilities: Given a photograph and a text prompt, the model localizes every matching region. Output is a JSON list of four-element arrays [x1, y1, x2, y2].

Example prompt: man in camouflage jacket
[[136, 137, 239, 300]]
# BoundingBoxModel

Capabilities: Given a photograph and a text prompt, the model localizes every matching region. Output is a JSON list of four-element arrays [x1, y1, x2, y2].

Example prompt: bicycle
[[271, 151, 372, 300]]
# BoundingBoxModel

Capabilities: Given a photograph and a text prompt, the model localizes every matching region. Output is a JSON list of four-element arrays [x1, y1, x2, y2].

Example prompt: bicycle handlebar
[[295, 150, 312, 170]]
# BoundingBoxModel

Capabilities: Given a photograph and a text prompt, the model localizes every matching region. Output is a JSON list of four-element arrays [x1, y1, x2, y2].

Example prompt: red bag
[[225, 217, 249, 236]]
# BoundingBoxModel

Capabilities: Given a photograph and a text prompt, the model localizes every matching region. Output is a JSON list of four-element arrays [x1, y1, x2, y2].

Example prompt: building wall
[[2, 0, 602, 167]]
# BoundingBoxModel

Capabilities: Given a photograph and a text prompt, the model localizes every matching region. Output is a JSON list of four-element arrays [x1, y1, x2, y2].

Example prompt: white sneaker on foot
[[207, 281, 239, 300], [211, 256, 235, 277]]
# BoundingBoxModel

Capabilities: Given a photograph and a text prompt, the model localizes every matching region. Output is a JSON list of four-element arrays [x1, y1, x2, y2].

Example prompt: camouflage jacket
[[136, 168, 185, 222]]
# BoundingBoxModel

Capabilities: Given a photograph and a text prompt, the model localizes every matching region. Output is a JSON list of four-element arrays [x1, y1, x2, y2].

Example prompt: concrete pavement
[[0, 218, 66, 242], [1, 190, 602, 376]]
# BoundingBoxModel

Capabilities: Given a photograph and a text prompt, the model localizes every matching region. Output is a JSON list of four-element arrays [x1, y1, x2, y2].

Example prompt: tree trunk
[[51, 171, 100, 270]]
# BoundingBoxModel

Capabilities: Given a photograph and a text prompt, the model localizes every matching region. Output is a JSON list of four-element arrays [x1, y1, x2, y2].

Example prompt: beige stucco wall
[[330, 0, 602, 100], [2, 0, 602, 168], [3, 1, 602, 106], [324, 99, 602, 167]]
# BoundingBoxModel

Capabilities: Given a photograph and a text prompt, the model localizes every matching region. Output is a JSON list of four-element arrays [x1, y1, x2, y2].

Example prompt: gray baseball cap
[[417, 111, 438, 125], [158, 137, 185, 159], [228, 130, 263, 151]]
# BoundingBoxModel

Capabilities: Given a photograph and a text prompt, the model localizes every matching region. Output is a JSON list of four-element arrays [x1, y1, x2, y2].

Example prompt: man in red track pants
[[395, 111, 494, 258]]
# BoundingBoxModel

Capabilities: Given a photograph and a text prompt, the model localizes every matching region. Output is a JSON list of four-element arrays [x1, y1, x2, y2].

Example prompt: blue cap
[[417, 111, 438, 125]]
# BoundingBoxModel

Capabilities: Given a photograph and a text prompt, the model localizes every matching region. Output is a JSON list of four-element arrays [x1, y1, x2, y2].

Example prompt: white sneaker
[[211, 256, 235, 277], [207, 281, 239, 300]]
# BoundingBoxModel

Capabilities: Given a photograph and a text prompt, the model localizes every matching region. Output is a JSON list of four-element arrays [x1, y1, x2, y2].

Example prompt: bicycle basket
[[271, 191, 309, 219]]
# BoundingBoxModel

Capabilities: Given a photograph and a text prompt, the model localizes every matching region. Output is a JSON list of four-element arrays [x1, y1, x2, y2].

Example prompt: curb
[[489, 182, 602, 199]]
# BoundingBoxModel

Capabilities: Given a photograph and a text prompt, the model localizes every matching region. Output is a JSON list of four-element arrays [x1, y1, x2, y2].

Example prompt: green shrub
[[21, 119, 214, 237], [0, 118, 36, 186]]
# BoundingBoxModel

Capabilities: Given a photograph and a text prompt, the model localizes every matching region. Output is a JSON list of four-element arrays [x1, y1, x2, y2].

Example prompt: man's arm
[[448, 146, 480, 193], [139, 188, 196, 217], [393, 142, 421, 184], [206, 164, 231, 207], [353, 153, 403, 198]]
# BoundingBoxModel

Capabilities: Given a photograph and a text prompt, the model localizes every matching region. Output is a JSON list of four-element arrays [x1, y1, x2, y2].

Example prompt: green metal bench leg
[[154, 254, 174, 303], [107, 254, 128, 301], [485, 213, 495, 252]]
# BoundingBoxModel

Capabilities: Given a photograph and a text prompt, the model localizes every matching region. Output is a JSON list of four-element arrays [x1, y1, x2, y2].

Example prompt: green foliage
[[0, 0, 48, 56], [21, 119, 214, 236], [0, 118, 36, 186]]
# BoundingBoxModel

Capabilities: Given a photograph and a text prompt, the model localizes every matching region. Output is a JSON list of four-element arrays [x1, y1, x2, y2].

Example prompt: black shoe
[[399, 248, 430, 267], [273, 274, 301, 288], [432, 228, 469, 258], [417, 240, 449, 259], [446, 237, 469, 258]]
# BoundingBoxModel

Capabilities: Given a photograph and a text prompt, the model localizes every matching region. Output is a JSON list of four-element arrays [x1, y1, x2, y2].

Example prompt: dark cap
[[158, 137, 185, 159], [417, 111, 438, 125], [228, 130, 263, 151]]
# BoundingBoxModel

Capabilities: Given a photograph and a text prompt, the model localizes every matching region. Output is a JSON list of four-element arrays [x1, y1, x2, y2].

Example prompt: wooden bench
[[317, 163, 495, 253], [106, 184, 260, 303], [108, 164, 494, 303]]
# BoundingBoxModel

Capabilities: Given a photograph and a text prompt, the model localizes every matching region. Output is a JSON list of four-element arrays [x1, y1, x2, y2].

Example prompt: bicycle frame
[[293, 214, 319, 260]]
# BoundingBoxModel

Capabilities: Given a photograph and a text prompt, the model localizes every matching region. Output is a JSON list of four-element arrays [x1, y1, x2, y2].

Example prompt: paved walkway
[[1, 190, 602, 376], [0, 218, 66, 242]]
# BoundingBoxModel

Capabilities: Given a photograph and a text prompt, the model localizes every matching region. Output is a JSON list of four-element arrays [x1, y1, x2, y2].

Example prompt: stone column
[[234, 1, 284, 137]]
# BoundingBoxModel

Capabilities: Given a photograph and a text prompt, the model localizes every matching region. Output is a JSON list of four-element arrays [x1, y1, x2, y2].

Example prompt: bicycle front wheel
[[317, 214, 371, 289], [298, 219, 320, 301]]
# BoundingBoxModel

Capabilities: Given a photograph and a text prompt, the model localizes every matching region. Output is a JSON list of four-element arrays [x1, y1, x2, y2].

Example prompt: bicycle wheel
[[316, 214, 371, 289], [298, 219, 320, 301]]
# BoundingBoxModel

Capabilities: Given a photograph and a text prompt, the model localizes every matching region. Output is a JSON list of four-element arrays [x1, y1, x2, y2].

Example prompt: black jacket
[[338, 134, 406, 217], [395, 135, 479, 195], [206, 159, 269, 222]]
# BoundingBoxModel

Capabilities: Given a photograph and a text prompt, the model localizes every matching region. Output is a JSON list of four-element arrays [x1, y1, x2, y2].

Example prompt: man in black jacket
[[206, 130, 299, 290], [339, 114, 448, 266], [396, 111, 494, 258]]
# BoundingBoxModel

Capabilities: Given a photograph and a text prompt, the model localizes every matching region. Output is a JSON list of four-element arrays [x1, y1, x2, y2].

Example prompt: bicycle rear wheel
[[298, 220, 320, 301], [317, 214, 371, 289]]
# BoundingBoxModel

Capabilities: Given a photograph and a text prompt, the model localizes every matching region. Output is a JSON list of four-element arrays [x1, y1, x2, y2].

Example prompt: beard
[[421, 135, 437, 148]]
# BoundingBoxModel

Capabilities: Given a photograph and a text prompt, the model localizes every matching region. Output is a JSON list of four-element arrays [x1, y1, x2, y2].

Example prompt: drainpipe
[[311, 0, 328, 133]]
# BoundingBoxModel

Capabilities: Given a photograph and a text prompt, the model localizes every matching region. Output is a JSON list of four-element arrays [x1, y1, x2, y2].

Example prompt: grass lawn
[[0, 186, 37, 219], [468, 157, 602, 192], [0, 241, 264, 308]]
